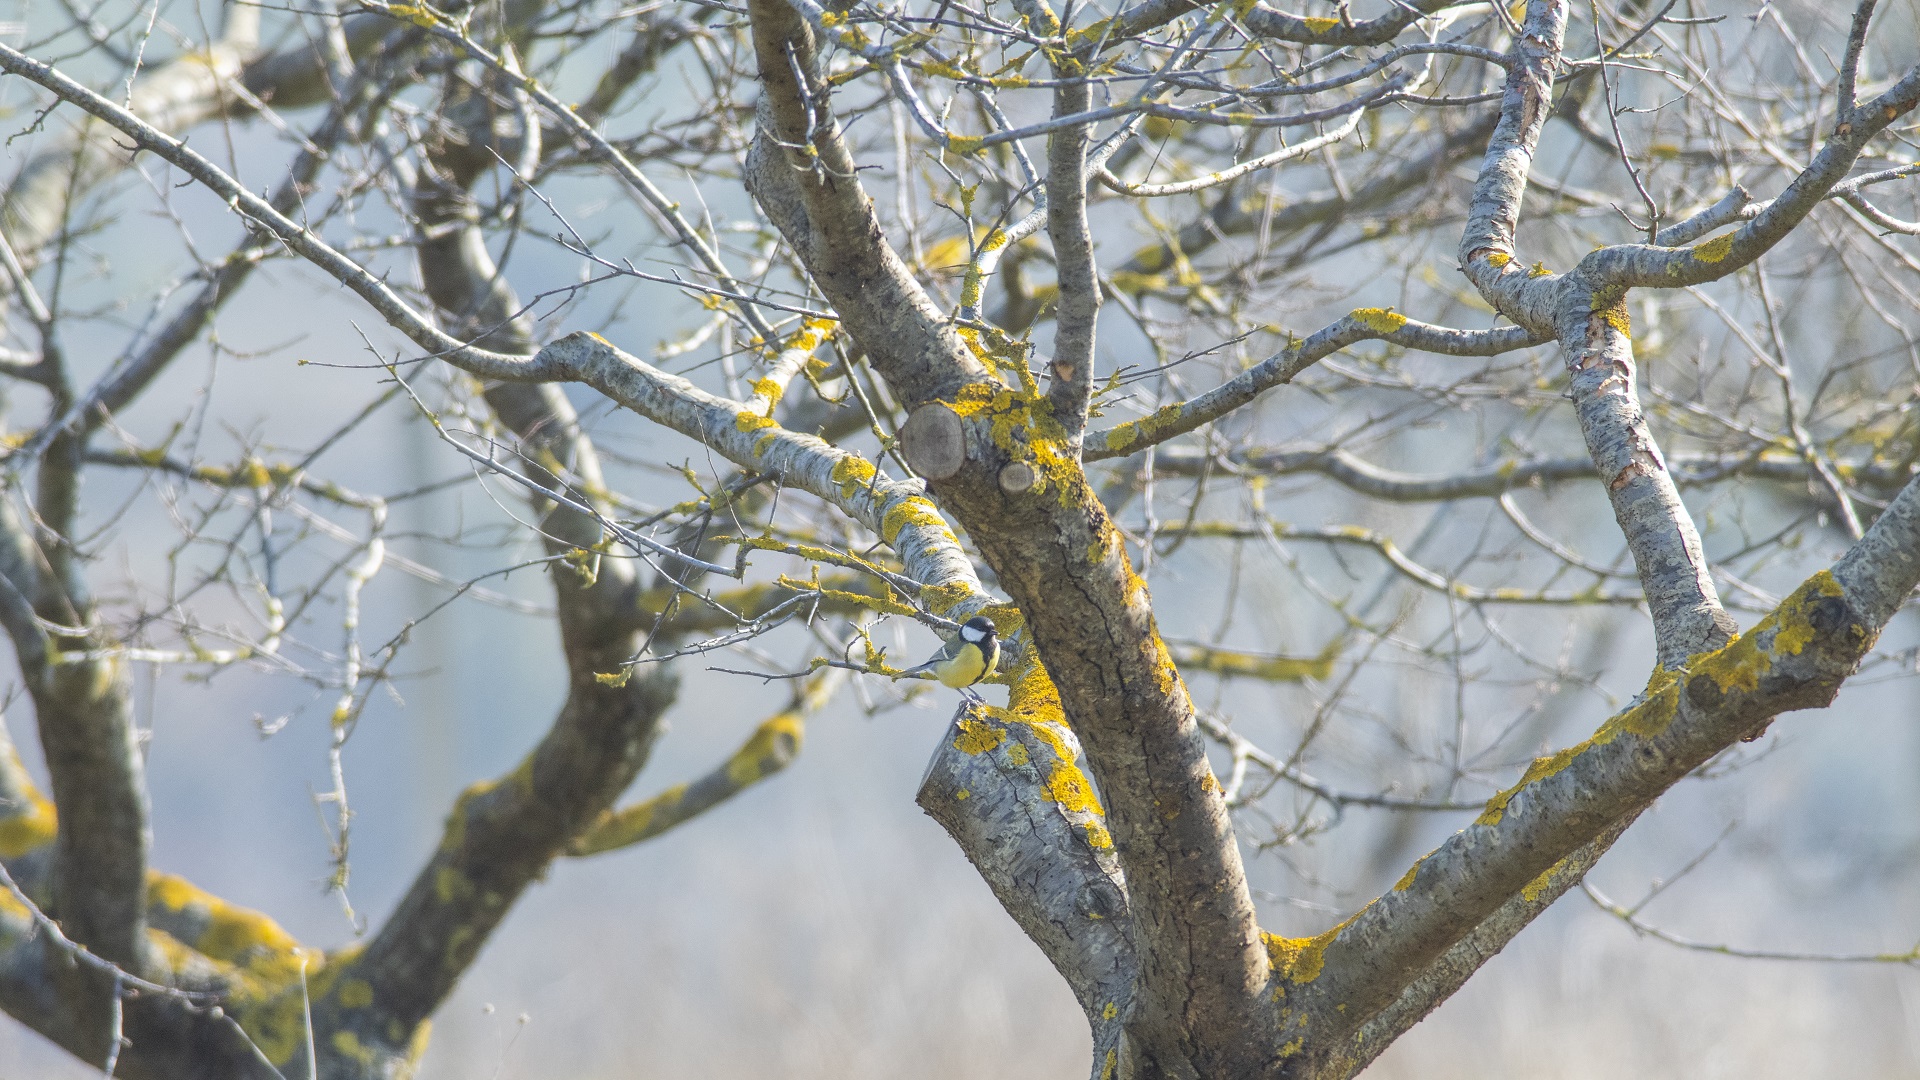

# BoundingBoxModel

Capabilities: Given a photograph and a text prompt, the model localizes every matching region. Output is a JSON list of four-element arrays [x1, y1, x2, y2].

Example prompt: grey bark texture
[[0, 0, 1913, 1076]]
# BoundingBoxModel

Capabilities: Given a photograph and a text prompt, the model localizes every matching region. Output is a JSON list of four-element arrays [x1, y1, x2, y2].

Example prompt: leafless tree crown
[[0, 0, 1915, 1075]]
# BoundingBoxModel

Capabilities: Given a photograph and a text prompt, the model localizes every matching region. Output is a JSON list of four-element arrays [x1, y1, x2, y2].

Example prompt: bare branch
[[570, 668, 844, 855], [1089, 312, 1547, 461]]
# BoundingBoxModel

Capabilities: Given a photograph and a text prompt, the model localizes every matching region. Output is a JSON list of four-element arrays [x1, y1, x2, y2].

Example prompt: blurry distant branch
[[0, 858, 283, 1075], [1052, 110, 1501, 336], [0, 488, 154, 990], [364, 0, 782, 344], [83, 448, 384, 508], [1582, 882, 1920, 966], [57, 54, 401, 439], [286, 74, 693, 1074], [1, 0, 261, 259], [1142, 446, 1918, 507], [310, 422, 681, 1075], [1166, 639, 1339, 684], [0, 714, 302, 1077], [1196, 714, 1483, 814], [570, 667, 844, 855], [1165, 519, 1641, 606]]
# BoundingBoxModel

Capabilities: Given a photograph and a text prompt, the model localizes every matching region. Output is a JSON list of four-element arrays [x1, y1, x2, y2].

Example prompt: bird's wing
[[895, 637, 959, 678]]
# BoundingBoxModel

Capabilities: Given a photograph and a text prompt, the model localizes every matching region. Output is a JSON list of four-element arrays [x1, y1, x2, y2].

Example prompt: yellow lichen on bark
[[1690, 232, 1736, 263], [148, 872, 305, 985], [571, 783, 688, 855], [829, 454, 877, 499], [725, 712, 803, 786], [1044, 758, 1103, 815], [1593, 300, 1632, 338], [775, 575, 922, 621], [1350, 307, 1408, 334], [953, 714, 1005, 755], [434, 866, 472, 903], [1688, 569, 1850, 695], [979, 601, 1027, 637], [748, 378, 783, 411], [881, 496, 950, 545], [1520, 854, 1574, 902], [970, 658, 1114, 831], [0, 786, 56, 858], [919, 581, 976, 617], [442, 756, 536, 853], [336, 978, 375, 1009], [1262, 925, 1339, 985], [948, 384, 1078, 505], [1392, 856, 1425, 892], [1478, 570, 1858, 826], [1149, 635, 1184, 699], [1103, 402, 1186, 453]]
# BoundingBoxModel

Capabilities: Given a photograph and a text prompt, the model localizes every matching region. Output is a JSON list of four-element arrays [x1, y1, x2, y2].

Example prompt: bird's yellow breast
[[936, 644, 989, 688]]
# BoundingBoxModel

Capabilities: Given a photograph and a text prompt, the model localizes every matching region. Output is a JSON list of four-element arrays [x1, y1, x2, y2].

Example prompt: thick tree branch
[[1457, 0, 1735, 668], [916, 668, 1134, 1080], [729, 2, 1273, 1067], [1331, 816, 1637, 1079], [893, 396, 1271, 1072], [1279, 473, 1920, 1063], [0, 486, 154, 990], [1040, 11, 1098, 447], [1457, 0, 1568, 333], [0, 716, 302, 1077], [741, 0, 982, 405]]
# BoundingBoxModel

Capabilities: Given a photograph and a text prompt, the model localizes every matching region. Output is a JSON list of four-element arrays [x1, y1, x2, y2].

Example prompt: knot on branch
[[899, 383, 1080, 506], [1680, 570, 1871, 724]]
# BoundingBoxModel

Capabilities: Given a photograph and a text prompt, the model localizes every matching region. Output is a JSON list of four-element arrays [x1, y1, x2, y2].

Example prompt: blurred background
[[2, 0, 1919, 1075]]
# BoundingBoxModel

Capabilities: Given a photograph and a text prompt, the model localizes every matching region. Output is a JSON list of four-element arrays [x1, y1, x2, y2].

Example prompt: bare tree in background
[[0, 0, 1916, 1074]]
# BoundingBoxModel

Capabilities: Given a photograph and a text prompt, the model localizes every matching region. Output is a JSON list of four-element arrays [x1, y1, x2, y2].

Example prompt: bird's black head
[[959, 615, 997, 644]]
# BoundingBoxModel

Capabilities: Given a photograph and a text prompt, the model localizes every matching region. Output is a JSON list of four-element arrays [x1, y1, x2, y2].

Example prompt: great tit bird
[[899, 615, 999, 701]]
